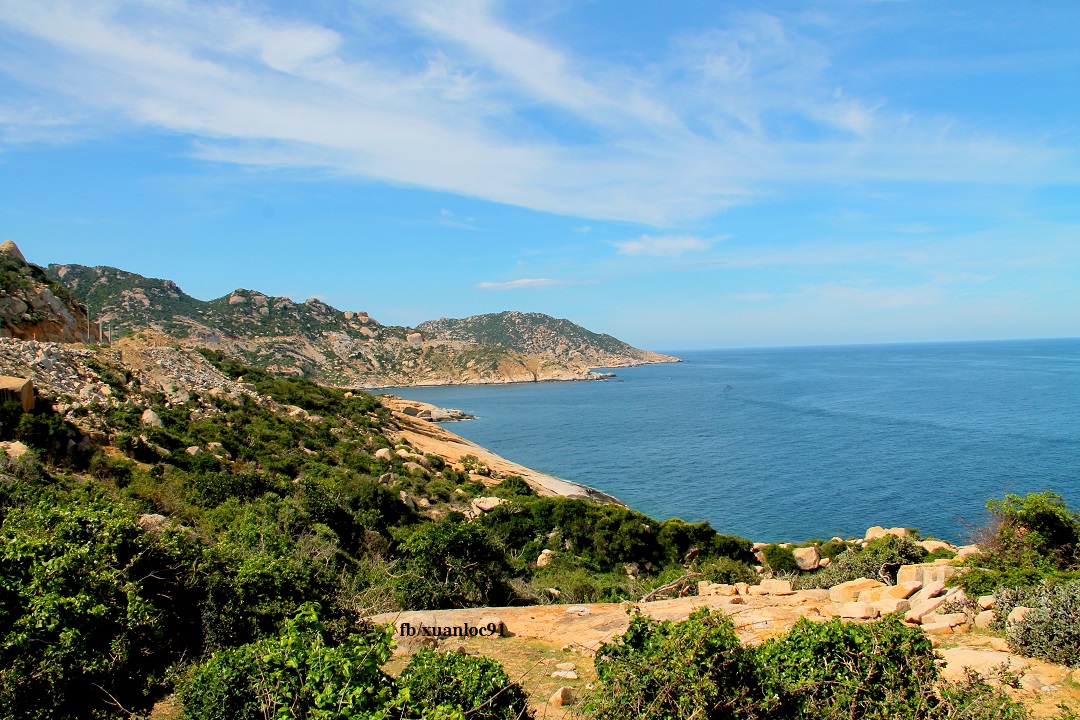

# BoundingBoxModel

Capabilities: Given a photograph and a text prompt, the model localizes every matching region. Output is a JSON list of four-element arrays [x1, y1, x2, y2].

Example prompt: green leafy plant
[[396, 648, 532, 720]]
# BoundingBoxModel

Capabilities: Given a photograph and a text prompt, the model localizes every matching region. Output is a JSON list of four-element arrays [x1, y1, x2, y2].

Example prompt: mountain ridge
[[46, 260, 679, 387]]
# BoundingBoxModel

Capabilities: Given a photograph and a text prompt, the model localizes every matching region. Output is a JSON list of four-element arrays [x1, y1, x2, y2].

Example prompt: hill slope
[[47, 262, 678, 387]]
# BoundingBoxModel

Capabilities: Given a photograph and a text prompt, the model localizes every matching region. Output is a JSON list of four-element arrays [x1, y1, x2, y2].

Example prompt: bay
[[390, 338, 1080, 544]]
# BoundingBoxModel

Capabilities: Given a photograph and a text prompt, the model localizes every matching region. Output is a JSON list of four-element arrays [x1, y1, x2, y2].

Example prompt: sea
[[389, 338, 1080, 544]]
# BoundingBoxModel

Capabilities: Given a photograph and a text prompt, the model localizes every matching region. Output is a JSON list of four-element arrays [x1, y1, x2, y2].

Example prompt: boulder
[[551, 670, 578, 680], [974, 610, 995, 629], [938, 612, 969, 627], [471, 496, 504, 513], [536, 549, 554, 568], [922, 622, 954, 635], [185, 446, 202, 456], [734, 583, 750, 595], [141, 409, 163, 427], [399, 491, 417, 512], [793, 546, 821, 571], [829, 578, 884, 604], [916, 540, 955, 554], [904, 596, 946, 624], [907, 580, 946, 606], [403, 461, 427, 475], [374, 448, 393, 462], [478, 615, 507, 636], [550, 687, 575, 707], [977, 595, 995, 610], [897, 563, 962, 585], [954, 545, 980, 560], [555, 662, 576, 671], [1006, 607, 1031, 626], [0, 440, 29, 458], [760, 579, 794, 595], [818, 557, 831, 567], [839, 602, 880, 620], [872, 597, 911, 615]]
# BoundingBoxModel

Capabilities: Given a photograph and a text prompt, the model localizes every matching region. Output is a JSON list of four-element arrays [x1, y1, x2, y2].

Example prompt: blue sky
[[0, 1, 1077, 350]]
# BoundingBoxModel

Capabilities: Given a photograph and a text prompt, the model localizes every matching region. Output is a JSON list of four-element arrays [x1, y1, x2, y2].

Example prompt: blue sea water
[[391, 339, 1080, 544]]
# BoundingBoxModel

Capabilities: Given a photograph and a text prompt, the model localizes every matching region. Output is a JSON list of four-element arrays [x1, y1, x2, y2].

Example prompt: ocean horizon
[[391, 337, 1080, 544]]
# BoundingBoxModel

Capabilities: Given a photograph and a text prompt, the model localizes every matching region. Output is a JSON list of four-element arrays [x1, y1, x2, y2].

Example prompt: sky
[[0, 1, 1077, 351]]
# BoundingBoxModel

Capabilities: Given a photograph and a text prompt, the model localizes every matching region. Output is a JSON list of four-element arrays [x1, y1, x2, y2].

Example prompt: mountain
[[0, 241, 89, 343], [47, 262, 678, 387]]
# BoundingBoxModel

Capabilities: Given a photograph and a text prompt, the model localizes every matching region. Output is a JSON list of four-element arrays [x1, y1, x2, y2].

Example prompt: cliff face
[[47, 262, 679, 387], [0, 241, 89, 343]]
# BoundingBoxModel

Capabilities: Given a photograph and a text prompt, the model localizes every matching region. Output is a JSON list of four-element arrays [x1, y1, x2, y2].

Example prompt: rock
[[748, 585, 769, 596], [141, 408, 163, 427], [896, 563, 962, 585], [907, 580, 946, 606], [922, 622, 954, 635], [916, 540, 955, 554], [734, 582, 750, 595], [896, 581, 923, 598], [537, 549, 554, 568], [1006, 607, 1031, 626], [478, 616, 507, 636], [839, 602, 880, 620], [403, 461, 427, 475], [395, 448, 412, 459], [974, 611, 994, 629], [564, 605, 591, 617], [374, 448, 393, 462], [550, 687, 575, 707], [818, 557, 831, 567], [0, 240, 27, 263], [904, 596, 946, 624], [471, 496, 504, 513], [551, 670, 578, 680], [793, 546, 821, 571], [864, 526, 888, 542], [977, 595, 995, 611], [938, 612, 969, 627], [829, 578, 885, 604], [555, 662, 576, 671], [136, 513, 170, 533], [399, 491, 417, 512], [954, 545, 980, 560], [238, 382, 257, 393], [0, 440, 29, 458], [752, 542, 768, 551], [727, 596, 745, 604], [872, 598, 910, 615], [206, 441, 231, 459], [760, 579, 795, 595], [185, 446, 202, 456]]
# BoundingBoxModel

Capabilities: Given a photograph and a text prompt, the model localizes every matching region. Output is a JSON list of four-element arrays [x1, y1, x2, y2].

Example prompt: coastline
[[381, 395, 622, 504]]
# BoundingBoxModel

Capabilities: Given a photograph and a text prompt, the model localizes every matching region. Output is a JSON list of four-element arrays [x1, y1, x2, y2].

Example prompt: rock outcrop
[[0, 242, 89, 343]]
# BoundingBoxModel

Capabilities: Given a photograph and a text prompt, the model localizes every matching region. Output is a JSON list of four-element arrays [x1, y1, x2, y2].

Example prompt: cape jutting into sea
[[391, 338, 1080, 544]]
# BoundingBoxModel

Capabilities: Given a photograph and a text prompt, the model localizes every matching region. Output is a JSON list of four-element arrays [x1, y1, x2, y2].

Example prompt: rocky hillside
[[417, 311, 676, 368], [47, 261, 678, 387], [0, 241, 89, 343]]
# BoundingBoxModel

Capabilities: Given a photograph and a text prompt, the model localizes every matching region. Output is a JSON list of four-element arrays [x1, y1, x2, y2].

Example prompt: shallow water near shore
[[391, 338, 1080, 544]]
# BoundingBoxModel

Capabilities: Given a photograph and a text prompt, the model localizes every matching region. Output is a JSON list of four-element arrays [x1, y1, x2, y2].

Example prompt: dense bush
[[998, 580, 1080, 667], [393, 521, 511, 609], [0, 493, 202, 719], [178, 603, 395, 720], [396, 647, 532, 720], [796, 535, 926, 589], [758, 616, 939, 719], [955, 492, 1080, 596], [699, 556, 759, 586], [588, 610, 1035, 720], [590, 609, 759, 720], [762, 544, 799, 574]]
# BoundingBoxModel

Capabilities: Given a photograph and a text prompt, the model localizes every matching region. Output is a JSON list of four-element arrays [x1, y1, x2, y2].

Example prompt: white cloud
[[476, 277, 588, 290], [614, 234, 714, 257], [0, 1, 1073, 225]]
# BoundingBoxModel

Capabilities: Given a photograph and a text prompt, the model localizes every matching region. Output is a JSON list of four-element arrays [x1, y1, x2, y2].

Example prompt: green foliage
[[984, 492, 1080, 571], [590, 609, 759, 720], [177, 603, 395, 720], [1000, 580, 1080, 667], [796, 535, 927, 589], [491, 474, 534, 498], [393, 521, 511, 609], [699, 556, 759, 586], [396, 648, 532, 720], [817, 539, 848, 560], [0, 493, 202, 719], [762, 544, 799, 574], [757, 616, 939, 719]]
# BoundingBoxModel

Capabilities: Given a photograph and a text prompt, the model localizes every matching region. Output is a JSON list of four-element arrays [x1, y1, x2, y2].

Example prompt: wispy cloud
[[614, 234, 715, 257], [0, 1, 1073, 225], [476, 277, 591, 290]]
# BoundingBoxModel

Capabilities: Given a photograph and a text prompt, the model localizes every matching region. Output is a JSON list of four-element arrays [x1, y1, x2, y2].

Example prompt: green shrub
[[1002, 580, 1080, 667], [0, 494, 202, 719], [396, 648, 532, 720], [984, 492, 1079, 572], [817, 538, 848, 559], [393, 521, 511, 609], [762, 544, 799, 574], [492, 474, 533, 498], [177, 603, 395, 720], [699, 556, 759, 586], [589, 608, 759, 720], [757, 616, 939, 719], [796, 535, 926, 589]]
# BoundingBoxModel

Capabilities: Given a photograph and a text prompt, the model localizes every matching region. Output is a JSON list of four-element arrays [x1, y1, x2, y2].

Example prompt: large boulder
[[141, 409, 163, 427], [829, 578, 884, 604], [793, 546, 821, 571]]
